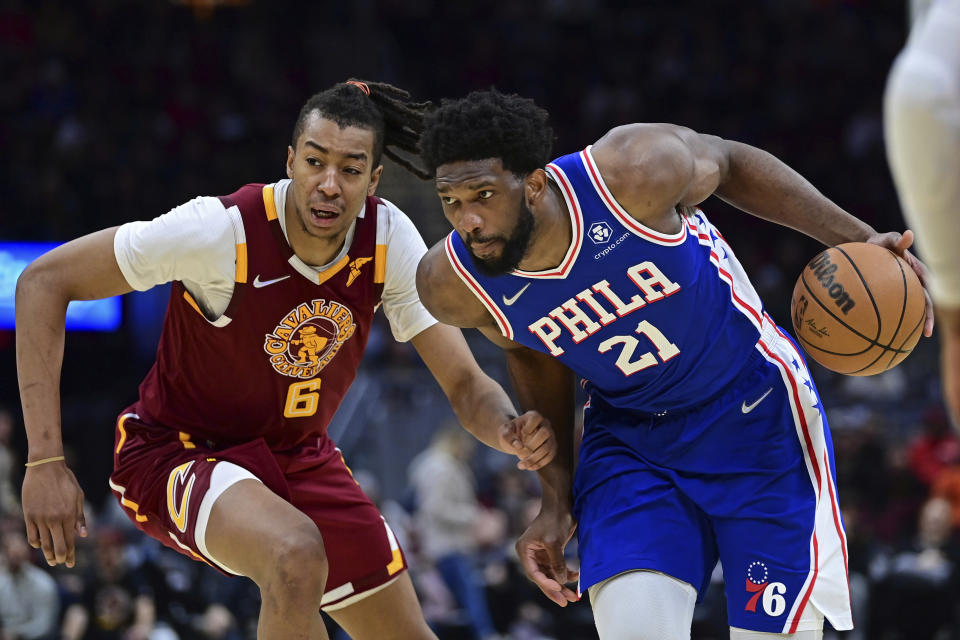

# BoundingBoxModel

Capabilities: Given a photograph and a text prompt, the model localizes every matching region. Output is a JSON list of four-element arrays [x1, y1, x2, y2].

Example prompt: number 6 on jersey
[[598, 320, 680, 376], [284, 379, 321, 418]]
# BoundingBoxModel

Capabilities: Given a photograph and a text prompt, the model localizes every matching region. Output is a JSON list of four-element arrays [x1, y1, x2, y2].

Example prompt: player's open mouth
[[311, 208, 339, 219]]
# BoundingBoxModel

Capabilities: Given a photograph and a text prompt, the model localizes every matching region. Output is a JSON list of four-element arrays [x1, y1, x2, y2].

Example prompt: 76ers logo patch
[[263, 299, 356, 379], [745, 561, 787, 617]]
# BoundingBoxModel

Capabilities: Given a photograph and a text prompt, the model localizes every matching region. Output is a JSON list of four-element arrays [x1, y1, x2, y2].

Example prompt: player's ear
[[368, 165, 383, 196], [286, 146, 295, 179], [525, 169, 549, 207]]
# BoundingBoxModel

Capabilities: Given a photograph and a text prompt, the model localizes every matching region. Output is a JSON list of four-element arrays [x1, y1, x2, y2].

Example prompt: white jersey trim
[[444, 234, 514, 340], [686, 212, 765, 333], [581, 146, 688, 246], [513, 163, 584, 279], [756, 330, 851, 633]]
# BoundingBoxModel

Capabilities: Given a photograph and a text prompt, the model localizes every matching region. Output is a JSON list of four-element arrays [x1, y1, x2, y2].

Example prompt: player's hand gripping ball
[[790, 242, 925, 376]]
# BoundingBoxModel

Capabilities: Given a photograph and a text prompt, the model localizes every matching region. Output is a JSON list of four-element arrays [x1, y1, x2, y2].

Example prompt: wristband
[[24, 455, 65, 468]]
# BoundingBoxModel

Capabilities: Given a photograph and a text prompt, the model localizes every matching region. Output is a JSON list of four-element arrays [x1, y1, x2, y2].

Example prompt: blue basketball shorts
[[573, 326, 852, 634]]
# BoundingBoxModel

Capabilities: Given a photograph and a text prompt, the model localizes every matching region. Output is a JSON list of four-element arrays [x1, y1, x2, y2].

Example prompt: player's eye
[[306, 157, 321, 166], [478, 190, 494, 199], [440, 196, 457, 206]]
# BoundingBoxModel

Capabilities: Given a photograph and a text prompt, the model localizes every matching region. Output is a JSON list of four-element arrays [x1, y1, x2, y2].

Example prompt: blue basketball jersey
[[445, 146, 776, 413], [446, 147, 852, 632]]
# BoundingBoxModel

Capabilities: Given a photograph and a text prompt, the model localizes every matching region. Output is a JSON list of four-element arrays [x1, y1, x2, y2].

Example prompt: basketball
[[790, 242, 925, 376]]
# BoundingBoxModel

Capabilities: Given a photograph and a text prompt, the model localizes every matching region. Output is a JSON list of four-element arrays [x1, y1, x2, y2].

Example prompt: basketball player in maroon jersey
[[15, 80, 555, 640]]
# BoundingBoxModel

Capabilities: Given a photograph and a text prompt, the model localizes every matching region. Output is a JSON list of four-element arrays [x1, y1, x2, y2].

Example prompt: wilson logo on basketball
[[806, 253, 856, 314], [263, 298, 356, 379]]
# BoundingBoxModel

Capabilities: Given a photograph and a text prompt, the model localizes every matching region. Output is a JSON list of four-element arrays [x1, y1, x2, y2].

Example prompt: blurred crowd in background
[[2, 0, 959, 638]]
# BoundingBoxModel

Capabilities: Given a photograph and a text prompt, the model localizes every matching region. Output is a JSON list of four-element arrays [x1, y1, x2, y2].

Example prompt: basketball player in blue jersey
[[416, 90, 934, 639]]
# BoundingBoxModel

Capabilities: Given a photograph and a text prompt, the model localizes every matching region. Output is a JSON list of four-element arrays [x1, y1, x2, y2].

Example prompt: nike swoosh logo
[[742, 387, 774, 414], [502, 283, 531, 306], [252, 274, 291, 288]]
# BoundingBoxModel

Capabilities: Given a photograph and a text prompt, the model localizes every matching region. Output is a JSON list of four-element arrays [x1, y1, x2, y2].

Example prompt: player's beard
[[467, 195, 535, 277]]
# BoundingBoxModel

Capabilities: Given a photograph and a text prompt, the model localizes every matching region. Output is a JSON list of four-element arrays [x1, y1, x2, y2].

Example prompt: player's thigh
[[325, 572, 435, 640], [205, 476, 326, 584], [587, 570, 697, 640], [574, 440, 717, 598]]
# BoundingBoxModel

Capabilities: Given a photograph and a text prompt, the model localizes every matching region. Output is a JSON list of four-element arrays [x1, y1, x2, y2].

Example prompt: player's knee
[[589, 570, 695, 640], [262, 523, 329, 597]]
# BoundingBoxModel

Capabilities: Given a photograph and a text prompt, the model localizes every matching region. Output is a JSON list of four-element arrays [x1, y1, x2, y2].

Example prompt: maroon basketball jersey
[[135, 183, 385, 450]]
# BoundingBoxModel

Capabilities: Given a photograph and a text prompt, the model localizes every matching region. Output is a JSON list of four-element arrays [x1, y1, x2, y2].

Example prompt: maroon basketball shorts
[[109, 411, 406, 610]]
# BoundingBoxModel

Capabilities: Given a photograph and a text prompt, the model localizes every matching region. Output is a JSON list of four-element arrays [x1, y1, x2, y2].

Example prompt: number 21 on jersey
[[598, 320, 679, 376]]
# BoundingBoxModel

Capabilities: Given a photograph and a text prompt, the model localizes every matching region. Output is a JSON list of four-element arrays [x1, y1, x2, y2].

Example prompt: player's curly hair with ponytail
[[420, 89, 554, 178], [292, 79, 433, 179]]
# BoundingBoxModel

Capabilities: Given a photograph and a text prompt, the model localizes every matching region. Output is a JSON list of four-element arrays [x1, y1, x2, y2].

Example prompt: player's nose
[[457, 205, 485, 235], [316, 169, 341, 197]]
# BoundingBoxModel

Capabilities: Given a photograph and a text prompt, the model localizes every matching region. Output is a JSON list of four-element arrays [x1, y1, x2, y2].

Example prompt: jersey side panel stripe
[[756, 335, 821, 632], [686, 216, 764, 330], [770, 322, 851, 631]]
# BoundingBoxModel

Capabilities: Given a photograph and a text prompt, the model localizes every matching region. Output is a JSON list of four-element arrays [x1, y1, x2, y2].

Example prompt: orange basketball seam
[[884, 314, 925, 371], [833, 245, 884, 343], [881, 254, 910, 372], [848, 313, 923, 375]]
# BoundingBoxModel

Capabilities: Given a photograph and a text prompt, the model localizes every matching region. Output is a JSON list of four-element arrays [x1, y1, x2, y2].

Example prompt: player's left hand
[[516, 506, 579, 607], [866, 229, 934, 337], [499, 410, 556, 470]]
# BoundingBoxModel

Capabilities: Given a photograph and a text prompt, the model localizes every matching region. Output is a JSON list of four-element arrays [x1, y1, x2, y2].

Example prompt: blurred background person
[[410, 425, 504, 640], [0, 527, 60, 640], [60, 527, 176, 640], [885, 0, 960, 427], [0, 410, 20, 518], [869, 496, 960, 639]]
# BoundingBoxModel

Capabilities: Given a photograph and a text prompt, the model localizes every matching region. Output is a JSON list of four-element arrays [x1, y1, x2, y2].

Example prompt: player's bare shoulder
[[416, 240, 492, 329], [591, 123, 723, 229]]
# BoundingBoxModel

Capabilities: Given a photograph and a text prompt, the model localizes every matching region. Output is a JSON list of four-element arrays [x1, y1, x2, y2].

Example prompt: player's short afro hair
[[420, 89, 554, 177]]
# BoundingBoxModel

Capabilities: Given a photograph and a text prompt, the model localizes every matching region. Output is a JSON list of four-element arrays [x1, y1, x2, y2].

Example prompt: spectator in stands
[[60, 527, 176, 640], [0, 410, 20, 517], [870, 496, 960, 639], [0, 527, 60, 640], [907, 406, 960, 487], [409, 426, 502, 640]]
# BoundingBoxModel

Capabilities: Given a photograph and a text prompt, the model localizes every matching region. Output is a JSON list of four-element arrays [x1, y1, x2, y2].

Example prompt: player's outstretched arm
[[15, 227, 133, 567], [414, 242, 557, 469], [591, 123, 933, 336], [417, 240, 579, 605], [410, 323, 556, 470]]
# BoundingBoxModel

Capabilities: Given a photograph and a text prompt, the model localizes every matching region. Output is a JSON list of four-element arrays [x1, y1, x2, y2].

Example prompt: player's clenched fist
[[499, 410, 556, 470]]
